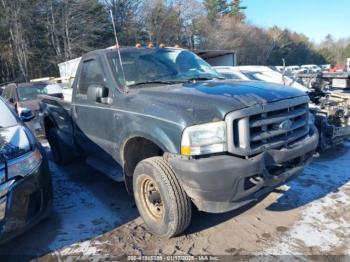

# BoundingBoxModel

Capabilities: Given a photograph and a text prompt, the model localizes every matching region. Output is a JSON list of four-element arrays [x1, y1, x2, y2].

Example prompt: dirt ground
[[0, 142, 349, 261]]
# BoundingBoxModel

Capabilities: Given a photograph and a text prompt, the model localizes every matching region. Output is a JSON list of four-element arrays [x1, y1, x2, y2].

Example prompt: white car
[[44, 83, 64, 99], [214, 66, 308, 93], [301, 64, 322, 73], [285, 65, 299, 73]]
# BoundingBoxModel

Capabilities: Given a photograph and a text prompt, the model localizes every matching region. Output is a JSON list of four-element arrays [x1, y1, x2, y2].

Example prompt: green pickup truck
[[39, 46, 318, 237]]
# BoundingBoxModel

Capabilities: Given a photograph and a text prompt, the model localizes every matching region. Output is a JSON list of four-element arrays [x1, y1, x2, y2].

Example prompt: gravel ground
[[0, 142, 349, 261]]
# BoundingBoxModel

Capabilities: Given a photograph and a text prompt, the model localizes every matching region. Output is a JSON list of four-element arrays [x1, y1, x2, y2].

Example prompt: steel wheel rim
[[140, 175, 164, 222]]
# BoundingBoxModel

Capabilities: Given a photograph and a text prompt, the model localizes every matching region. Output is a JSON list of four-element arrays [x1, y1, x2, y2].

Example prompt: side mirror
[[87, 85, 108, 102], [9, 98, 14, 104], [19, 108, 35, 122]]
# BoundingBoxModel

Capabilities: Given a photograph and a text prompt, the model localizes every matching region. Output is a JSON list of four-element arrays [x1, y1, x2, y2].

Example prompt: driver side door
[[73, 58, 116, 163]]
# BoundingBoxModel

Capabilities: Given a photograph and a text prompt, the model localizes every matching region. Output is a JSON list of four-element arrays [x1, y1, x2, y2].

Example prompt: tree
[[142, 0, 181, 45], [203, 0, 228, 22], [344, 43, 350, 59], [227, 0, 247, 21], [103, 0, 142, 45]]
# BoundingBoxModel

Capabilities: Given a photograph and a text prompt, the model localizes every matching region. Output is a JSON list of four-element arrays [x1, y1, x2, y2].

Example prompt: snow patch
[[264, 143, 350, 254], [46, 147, 124, 252]]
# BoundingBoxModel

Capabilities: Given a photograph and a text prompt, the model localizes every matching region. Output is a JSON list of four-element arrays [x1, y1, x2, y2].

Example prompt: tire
[[133, 157, 192, 238], [47, 128, 69, 165]]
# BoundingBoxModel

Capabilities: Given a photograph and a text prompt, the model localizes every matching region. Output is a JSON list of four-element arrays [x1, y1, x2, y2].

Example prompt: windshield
[[0, 99, 17, 128], [18, 85, 46, 101], [107, 48, 221, 87]]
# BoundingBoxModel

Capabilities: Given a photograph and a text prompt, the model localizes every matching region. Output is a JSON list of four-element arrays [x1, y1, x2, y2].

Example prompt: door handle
[[99, 97, 113, 105], [114, 112, 122, 119]]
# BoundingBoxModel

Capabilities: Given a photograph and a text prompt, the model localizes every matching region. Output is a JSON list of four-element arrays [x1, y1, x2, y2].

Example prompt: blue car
[[0, 97, 52, 244]]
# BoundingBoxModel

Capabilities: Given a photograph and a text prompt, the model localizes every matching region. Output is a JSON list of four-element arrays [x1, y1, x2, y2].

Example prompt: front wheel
[[133, 157, 192, 238]]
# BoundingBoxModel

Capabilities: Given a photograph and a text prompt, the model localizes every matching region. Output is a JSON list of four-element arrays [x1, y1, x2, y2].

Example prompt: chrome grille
[[226, 96, 310, 156]]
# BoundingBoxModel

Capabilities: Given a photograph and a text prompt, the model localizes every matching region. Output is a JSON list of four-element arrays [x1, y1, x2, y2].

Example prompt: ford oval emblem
[[279, 120, 293, 130]]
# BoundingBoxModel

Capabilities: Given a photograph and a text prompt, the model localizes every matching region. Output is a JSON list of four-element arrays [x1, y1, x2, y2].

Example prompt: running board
[[86, 157, 124, 182]]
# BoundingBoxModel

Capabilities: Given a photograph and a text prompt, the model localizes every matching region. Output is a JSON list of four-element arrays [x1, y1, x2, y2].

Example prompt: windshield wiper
[[127, 80, 180, 87], [185, 76, 224, 82]]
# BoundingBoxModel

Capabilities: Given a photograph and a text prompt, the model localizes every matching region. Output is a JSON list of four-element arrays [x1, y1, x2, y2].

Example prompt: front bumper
[[170, 125, 319, 213], [0, 150, 52, 244]]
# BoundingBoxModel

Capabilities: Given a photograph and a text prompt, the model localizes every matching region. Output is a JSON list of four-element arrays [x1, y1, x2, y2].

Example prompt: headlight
[[181, 121, 227, 156], [7, 149, 42, 179]]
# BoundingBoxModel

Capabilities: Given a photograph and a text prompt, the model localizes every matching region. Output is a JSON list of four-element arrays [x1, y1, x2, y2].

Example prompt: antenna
[[109, 9, 128, 93], [282, 58, 286, 86]]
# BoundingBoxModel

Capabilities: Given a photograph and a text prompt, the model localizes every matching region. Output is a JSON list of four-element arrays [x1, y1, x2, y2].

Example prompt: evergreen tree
[[203, 0, 228, 22], [227, 0, 247, 21]]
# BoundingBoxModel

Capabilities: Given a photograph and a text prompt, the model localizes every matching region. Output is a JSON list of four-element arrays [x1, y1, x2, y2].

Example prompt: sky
[[243, 0, 350, 43]]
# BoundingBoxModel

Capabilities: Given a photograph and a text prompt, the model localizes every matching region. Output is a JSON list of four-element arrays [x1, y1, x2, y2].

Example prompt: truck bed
[[39, 94, 72, 111], [39, 94, 75, 147]]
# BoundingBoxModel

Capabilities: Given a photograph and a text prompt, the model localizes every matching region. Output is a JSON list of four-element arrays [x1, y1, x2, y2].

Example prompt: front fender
[[118, 120, 183, 163]]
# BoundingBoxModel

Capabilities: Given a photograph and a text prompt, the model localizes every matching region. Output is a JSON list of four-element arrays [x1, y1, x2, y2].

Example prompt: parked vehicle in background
[[0, 97, 52, 244], [58, 57, 82, 89], [285, 65, 302, 75], [274, 66, 284, 72], [1, 82, 63, 135], [301, 64, 322, 73], [330, 66, 345, 73], [347, 58, 350, 72], [44, 83, 64, 99], [194, 50, 236, 67], [320, 64, 331, 72], [214, 66, 308, 92], [40, 46, 318, 237]]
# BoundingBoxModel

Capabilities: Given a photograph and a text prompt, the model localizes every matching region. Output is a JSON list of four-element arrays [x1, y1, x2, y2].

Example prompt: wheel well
[[44, 117, 55, 137], [123, 137, 164, 193], [123, 137, 164, 178]]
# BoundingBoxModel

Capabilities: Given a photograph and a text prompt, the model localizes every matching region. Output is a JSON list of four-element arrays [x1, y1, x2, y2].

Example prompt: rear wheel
[[47, 128, 69, 165], [133, 157, 192, 238]]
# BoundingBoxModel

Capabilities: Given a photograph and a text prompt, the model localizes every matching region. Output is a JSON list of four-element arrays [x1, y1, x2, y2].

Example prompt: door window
[[77, 60, 106, 97]]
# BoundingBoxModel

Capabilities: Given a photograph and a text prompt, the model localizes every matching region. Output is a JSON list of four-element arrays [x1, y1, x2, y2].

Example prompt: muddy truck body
[[39, 47, 318, 237]]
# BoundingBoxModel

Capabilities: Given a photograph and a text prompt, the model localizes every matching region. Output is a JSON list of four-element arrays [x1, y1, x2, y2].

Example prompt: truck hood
[[129, 80, 308, 126], [0, 125, 31, 162]]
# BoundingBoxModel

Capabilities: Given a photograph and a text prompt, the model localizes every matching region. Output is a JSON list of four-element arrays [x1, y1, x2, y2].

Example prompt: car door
[[72, 57, 117, 164]]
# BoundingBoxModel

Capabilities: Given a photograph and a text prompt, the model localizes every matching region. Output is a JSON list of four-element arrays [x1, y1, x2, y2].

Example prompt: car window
[[2, 86, 11, 100], [0, 99, 17, 128], [78, 60, 106, 96], [17, 85, 46, 101]]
